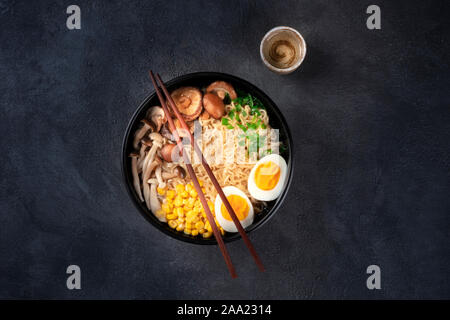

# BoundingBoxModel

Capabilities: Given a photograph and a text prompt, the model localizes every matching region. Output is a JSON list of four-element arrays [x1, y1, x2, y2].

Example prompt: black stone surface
[[0, 0, 449, 299]]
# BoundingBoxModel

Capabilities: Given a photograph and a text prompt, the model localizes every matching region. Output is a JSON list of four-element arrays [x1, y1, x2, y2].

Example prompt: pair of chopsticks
[[149, 71, 264, 278]]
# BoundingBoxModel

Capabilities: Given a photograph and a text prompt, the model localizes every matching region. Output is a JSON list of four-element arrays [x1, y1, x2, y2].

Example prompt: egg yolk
[[221, 194, 249, 221], [254, 161, 281, 190]]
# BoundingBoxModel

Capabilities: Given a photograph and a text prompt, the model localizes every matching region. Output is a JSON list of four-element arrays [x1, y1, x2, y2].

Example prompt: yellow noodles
[[190, 103, 270, 213]]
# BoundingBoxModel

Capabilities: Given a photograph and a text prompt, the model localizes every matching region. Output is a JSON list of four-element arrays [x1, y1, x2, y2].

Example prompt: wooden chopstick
[[155, 73, 265, 272], [149, 71, 237, 278]]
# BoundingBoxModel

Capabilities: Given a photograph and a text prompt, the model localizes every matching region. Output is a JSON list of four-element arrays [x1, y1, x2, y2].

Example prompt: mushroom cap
[[161, 165, 186, 180], [203, 93, 225, 119], [149, 132, 164, 145], [206, 81, 237, 100], [147, 106, 167, 132], [133, 119, 155, 149], [160, 143, 177, 163], [160, 122, 174, 141], [141, 137, 153, 147], [173, 165, 186, 179], [170, 86, 203, 121], [141, 118, 156, 131]]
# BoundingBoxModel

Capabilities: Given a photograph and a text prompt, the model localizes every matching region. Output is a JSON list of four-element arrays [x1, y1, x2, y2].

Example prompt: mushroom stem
[[143, 157, 161, 210], [138, 138, 152, 172], [129, 153, 144, 202], [142, 132, 164, 172], [148, 178, 165, 222], [162, 172, 178, 180], [155, 165, 165, 189]]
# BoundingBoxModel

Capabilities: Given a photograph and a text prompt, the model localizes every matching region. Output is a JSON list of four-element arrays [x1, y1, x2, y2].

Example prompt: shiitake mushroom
[[203, 93, 225, 119], [170, 87, 203, 121], [206, 81, 237, 100]]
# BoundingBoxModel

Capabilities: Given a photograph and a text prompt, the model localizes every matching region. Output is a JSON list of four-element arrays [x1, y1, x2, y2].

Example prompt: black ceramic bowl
[[122, 72, 293, 244]]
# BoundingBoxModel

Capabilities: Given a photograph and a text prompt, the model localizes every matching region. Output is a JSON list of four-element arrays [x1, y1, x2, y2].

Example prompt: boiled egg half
[[215, 186, 254, 233], [248, 154, 287, 201]]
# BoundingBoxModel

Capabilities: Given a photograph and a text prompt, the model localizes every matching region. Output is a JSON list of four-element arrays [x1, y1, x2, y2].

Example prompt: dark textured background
[[0, 0, 449, 299]]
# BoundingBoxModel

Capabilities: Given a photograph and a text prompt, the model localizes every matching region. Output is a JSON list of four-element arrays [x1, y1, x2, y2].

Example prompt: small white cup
[[260, 26, 307, 75]]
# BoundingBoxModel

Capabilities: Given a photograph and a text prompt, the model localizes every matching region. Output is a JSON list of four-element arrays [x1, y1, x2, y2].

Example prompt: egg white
[[248, 154, 287, 201], [215, 186, 254, 233]]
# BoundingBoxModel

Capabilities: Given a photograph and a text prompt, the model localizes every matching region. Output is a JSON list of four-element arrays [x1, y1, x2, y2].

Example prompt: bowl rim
[[121, 71, 294, 245]]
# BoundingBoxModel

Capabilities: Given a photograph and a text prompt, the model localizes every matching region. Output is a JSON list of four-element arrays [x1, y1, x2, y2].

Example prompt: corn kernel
[[166, 213, 177, 220], [156, 209, 165, 218], [177, 217, 185, 224], [186, 198, 196, 208], [182, 206, 189, 213], [168, 220, 178, 229], [161, 203, 171, 213], [189, 189, 197, 197], [174, 196, 183, 207], [195, 221, 204, 230], [186, 184, 193, 193], [203, 232, 212, 238], [199, 180, 203, 187], [176, 184, 185, 193], [198, 228, 205, 234], [191, 229, 199, 236], [157, 187, 166, 195], [166, 190, 176, 199], [184, 228, 191, 235], [181, 191, 189, 198], [176, 223, 184, 232], [192, 216, 200, 223]]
